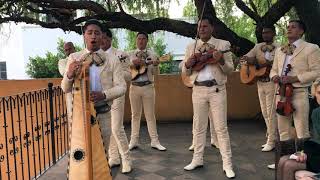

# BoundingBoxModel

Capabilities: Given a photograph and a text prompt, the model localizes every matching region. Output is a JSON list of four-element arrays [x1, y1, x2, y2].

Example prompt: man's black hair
[[102, 25, 112, 38], [136, 32, 148, 39], [199, 16, 214, 26], [289, 20, 306, 33], [83, 19, 103, 34], [262, 25, 276, 33]]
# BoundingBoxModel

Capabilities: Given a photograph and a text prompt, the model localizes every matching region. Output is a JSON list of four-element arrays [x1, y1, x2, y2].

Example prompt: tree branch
[[29, 0, 107, 14], [107, 0, 112, 11], [0, 16, 81, 32], [248, 0, 258, 15], [234, 0, 261, 22], [195, 0, 217, 18], [116, 0, 124, 12], [262, 0, 295, 25]]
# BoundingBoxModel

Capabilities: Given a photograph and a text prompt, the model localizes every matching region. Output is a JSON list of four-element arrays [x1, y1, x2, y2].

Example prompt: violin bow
[[192, 0, 207, 55]]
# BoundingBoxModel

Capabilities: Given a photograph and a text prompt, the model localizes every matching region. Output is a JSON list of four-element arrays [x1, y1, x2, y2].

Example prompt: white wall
[[0, 23, 26, 79]]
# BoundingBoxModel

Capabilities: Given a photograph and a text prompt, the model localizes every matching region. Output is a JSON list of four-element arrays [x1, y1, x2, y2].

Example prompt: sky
[[168, 0, 188, 18]]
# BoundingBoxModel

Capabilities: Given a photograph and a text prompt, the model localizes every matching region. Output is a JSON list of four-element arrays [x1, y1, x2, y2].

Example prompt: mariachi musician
[[182, 16, 235, 179], [61, 19, 126, 173], [270, 20, 320, 144], [242, 25, 279, 152], [100, 27, 132, 173], [127, 32, 166, 151]]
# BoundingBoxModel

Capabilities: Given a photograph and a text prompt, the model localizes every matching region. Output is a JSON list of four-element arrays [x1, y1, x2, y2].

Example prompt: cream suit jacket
[[245, 42, 279, 63], [270, 40, 320, 87], [58, 58, 68, 76], [182, 37, 234, 85], [61, 49, 127, 106], [108, 47, 131, 83], [128, 49, 159, 82]]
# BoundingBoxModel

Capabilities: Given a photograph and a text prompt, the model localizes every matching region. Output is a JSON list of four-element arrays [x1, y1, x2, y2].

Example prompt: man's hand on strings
[[281, 76, 299, 84], [67, 61, 81, 79], [185, 54, 197, 69], [132, 58, 143, 66], [241, 56, 256, 65], [272, 75, 281, 84], [151, 59, 160, 66], [213, 51, 225, 65]]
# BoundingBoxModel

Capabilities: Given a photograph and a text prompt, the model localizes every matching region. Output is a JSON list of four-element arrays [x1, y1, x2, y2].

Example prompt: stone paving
[[38, 120, 275, 180]]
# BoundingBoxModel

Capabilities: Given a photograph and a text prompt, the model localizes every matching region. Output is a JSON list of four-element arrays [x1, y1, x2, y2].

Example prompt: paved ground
[[38, 119, 275, 180]]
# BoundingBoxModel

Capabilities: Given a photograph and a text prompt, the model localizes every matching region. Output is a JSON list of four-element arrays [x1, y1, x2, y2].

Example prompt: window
[[0, 61, 7, 80]]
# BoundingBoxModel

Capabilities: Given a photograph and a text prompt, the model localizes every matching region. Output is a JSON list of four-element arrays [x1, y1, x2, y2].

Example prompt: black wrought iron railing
[[0, 83, 69, 180]]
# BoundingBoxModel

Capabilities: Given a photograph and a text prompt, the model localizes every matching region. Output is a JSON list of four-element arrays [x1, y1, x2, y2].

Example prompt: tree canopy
[[1, 0, 319, 56]]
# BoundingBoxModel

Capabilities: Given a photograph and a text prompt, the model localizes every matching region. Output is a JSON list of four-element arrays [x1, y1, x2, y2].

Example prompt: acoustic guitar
[[130, 53, 171, 80], [239, 57, 271, 84], [68, 60, 112, 180]]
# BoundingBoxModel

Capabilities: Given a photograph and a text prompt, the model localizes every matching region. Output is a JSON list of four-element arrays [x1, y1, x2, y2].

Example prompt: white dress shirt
[[196, 38, 215, 82], [264, 51, 273, 61], [85, 48, 104, 91]]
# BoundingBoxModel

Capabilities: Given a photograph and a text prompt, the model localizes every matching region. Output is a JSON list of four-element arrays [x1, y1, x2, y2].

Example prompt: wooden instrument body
[[130, 54, 171, 80], [191, 49, 229, 71], [240, 58, 271, 84], [130, 64, 147, 80], [276, 64, 295, 116], [181, 49, 229, 87], [68, 61, 112, 180]]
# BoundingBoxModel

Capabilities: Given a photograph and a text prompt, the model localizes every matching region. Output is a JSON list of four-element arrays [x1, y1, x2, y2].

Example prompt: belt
[[131, 81, 152, 87], [194, 80, 218, 87], [258, 77, 271, 82], [94, 101, 111, 115], [293, 86, 307, 89]]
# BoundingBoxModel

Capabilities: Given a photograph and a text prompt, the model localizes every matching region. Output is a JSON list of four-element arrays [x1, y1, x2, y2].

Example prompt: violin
[[190, 48, 230, 71], [276, 64, 295, 116]]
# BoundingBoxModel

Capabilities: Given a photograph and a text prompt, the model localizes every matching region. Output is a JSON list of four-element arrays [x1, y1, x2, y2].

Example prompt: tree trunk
[[194, 0, 254, 55], [294, 0, 320, 46]]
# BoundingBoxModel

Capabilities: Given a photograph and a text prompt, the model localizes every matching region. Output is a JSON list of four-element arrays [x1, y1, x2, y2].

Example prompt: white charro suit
[[128, 49, 163, 146], [245, 42, 278, 147], [270, 39, 320, 141], [61, 49, 127, 151], [182, 37, 234, 170], [58, 58, 73, 133], [106, 47, 131, 164]]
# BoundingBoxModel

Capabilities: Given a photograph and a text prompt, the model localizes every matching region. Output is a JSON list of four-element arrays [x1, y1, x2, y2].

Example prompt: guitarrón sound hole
[[91, 116, 96, 125], [73, 150, 84, 161]]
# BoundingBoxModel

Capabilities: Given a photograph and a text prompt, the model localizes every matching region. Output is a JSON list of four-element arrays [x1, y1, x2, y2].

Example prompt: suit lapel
[[278, 51, 286, 75], [98, 51, 108, 76], [99, 61, 108, 76], [291, 41, 307, 60]]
